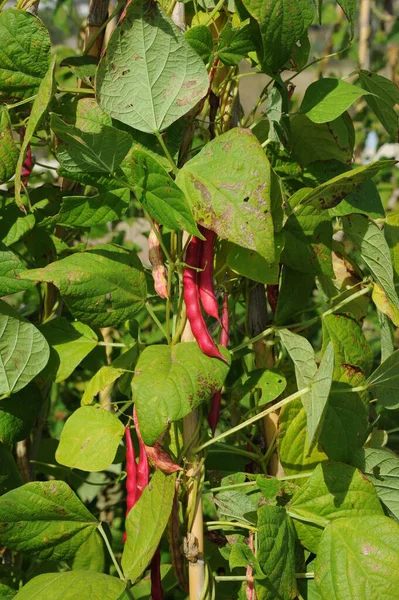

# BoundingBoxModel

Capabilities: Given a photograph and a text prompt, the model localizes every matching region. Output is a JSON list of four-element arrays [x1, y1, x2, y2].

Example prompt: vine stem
[[195, 387, 309, 452], [98, 523, 125, 580], [154, 130, 179, 175]]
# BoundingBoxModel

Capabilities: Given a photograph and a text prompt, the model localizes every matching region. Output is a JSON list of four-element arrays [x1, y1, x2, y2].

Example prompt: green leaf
[[0, 385, 42, 445], [0, 442, 23, 495], [336, 0, 356, 36], [351, 447, 399, 520], [226, 237, 283, 285], [0, 198, 35, 246], [299, 160, 395, 210], [215, 489, 259, 523], [56, 405, 125, 472], [288, 462, 383, 553], [96, 0, 208, 133], [0, 242, 34, 295], [358, 70, 399, 141], [122, 471, 176, 582], [132, 343, 230, 445], [257, 369, 287, 406], [177, 129, 277, 264], [329, 179, 385, 219], [385, 211, 399, 282], [372, 282, 399, 327], [217, 23, 256, 66], [0, 108, 18, 184], [291, 114, 354, 166], [14, 57, 55, 211], [315, 516, 399, 599], [71, 529, 105, 573], [379, 310, 395, 362], [185, 25, 213, 63], [0, 481, 98, 560], [59, 97, 112, 132], [322, 313, 373, 378], [343, 214, 399, 311], [275, 267, 314, 325], [256, 476, 283, 501], [56, 188, 130, 227], [51, 114, 132, 175], [281, 189, 334, 277], [13, 571, 125, 600], [0, 300, 49, 396], [40, 318, 98, 383], [81, 345, 137, 406], [366, 349, 399, 409], [278, 329, 317, 390], [229, 543, 265, 579], [304, 342, 334, 454], [0, 9, 51, 100], [242, 0, 315, 72], [122, 150, 199, 236], [278, 399, 327, 475], [300, 78, 370, 124], [19, 244, 147, 327], [60, 56, 98, 81], [255, 506, 296, 600]]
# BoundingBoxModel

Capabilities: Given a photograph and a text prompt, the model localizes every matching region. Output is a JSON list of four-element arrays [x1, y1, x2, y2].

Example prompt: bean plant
[[1, 0, 399, 598]]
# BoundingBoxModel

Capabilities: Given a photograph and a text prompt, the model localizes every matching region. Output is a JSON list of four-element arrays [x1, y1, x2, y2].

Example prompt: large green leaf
[[177, 128, 278, 264], [14, 57, 55, 211], [300, 78, 370, 124], [55, 188, 130, 228], [351, 447, 399, 520], [0, 385, 42, 445], [278, 399, 327, 475], [278, 329, 317, 389], [0, 9, 51, 100], [0, 300, 49, 396], [0, 242, 34, 295], [19, 244, 147, 327], [56, 405, 125, 472], [0, 481, 98, 560], [288, 462, 383, 553], [0, 442, 23, 496], [291, 114, 354, 166], [299, 160, 395, 210], [0, 108, 18, 184], [51, 114, 132, 175], [96, 0, 208, 133], [315, 516, 399, 599], [132, 343, 230, 445], [226, 237, 283, 285], [122, 471, 176, 582], [343, 214, 399, 312], [13, 571, 125, 600], [275, 267, 314, 325], [358, 70, 399, 141], [40, 318, 98, 383], [242, 0, 314, 72], [366, 349, 399, 409], [71, 529, 105, 573], [255, 506, 296, 600], [281, 189, 334, 276], [122, 150, 199, 235]]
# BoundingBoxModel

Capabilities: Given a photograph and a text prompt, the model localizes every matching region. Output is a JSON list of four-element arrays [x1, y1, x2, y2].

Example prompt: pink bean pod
[[183, 236, 226, 362], [208, 293, 229, 435], [123, 427, 137, 543], [151, 547, 163, 600], [198, 225, 220, 321], [149, 223, 168, 299]]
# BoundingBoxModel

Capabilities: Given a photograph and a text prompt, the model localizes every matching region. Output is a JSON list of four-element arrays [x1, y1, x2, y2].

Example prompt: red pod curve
[[198, 225, 220, 321]]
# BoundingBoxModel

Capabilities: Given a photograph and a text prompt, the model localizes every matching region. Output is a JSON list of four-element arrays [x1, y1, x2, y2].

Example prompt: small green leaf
[[0, 481, 98, 560], [291, 114, 354, 166], [300, 78, 370, 123], [315, 516, 399, 599], [60, 56, 98, 81], [358, 70, 399, 141], [351, 447, 399, 520], [185, 25, 213, 63], [0, 199, 35, 246], [0, 300, 49, 396], [177, 129, 277, 264], [96, 0, 208, 133], [322, 313, 373, 378], [122, 150, 200, 236], [0, 9, 51, 100], [56, 405, 125, 472], [257, 369, 287, 406], [217, 23, 256, 66], [366, 349, 399, 409], [51, 114, 132, 175], [56, 188, 130, 227], [255, 506, 296, 600], [19, 244, 147, 328], [372, 282, 399, 327], [0, 108, 18, 184], [289, 462, 383, 553], [0, 385, 42, 445], [132, 343, 230, 445], [13, 571, 125, 600], [304, 342, 334, 454], [336, 0, 356, 36], [14, 57, 55, 211], [0, 242, 35, 295], [81, 345, 137, 406], [40, 318, 98, 383], [122, 471, 176, 582], [229, 543, 265, 579]]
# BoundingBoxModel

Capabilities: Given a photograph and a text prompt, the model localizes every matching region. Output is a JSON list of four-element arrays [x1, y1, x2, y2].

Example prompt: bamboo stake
[[359, 0, 371, 70], [83, 0, 110, 59]]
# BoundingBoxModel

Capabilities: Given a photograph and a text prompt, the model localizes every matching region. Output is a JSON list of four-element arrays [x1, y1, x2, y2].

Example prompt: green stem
[[205, 521, 257, 532], [205, 471, 312, 493], [98, 523, 125, 581], [284, 46, 351, 85], [210, 443, 261, 462], [145, 302, 170, 343], [215, 576, 247, 582], [6, 95, 37, 110], [97, 341, 128, 348], [296, 572, 315, 579], [57, 86, 96, 94], [195, 387, 309, 452], [204, 0, 226, 25], [154, 130, 179, 175]]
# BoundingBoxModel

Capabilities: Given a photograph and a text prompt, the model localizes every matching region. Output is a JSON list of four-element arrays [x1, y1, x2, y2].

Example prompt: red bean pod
[[183, 236, 226, 362], [208, 293, 229, 435], [123, 427, 137, 543], [133, 407, 181, 474], [135, 409, 149, 500], [198, 225, 220, 321], [149, 223, 168, 300], [150, 547, 163, 600]]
